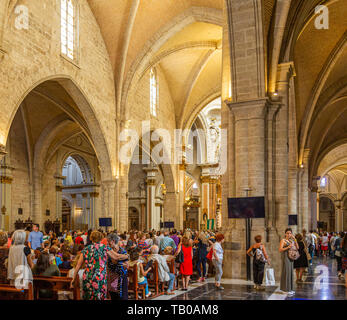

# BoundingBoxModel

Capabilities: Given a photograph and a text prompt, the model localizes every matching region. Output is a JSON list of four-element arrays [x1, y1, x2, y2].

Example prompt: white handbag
[[265, 267, 275, 286]]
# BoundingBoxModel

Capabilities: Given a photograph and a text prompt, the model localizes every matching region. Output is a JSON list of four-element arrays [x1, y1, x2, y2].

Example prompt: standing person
[[212, 233, 225, 290], [170, 229, 180, 250], [307, 230, 316, 264], [279, 228, 298, 296], [126, 231, 137, 252], [335, 232, 345, 279], [178, 236, 193, 290], [107, 232, 129, 300], [246, 235, 269, 290], [7, 230, 34, 287], [28, 224, 44, 250], [321, 232, 329, 258], [293, 233, 308, 283], [196, 232, 208, 282], [71, 231, 127, 300], [81, 232, 87, 245], [160, 231, 177, 253]]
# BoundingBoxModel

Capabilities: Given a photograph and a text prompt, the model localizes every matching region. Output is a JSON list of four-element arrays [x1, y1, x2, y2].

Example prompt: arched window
[[150, 68, 158, 117], [61, 0, 77, 60], [320, 176, 327, 187]]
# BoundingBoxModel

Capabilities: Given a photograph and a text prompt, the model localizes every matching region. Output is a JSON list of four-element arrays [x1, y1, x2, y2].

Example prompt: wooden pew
[[59, 269, 70, 277], [146, 260, 164, 297], [128, 264, 146, 300], [0, 282, 34, 300], [33, 274, 80, 300]]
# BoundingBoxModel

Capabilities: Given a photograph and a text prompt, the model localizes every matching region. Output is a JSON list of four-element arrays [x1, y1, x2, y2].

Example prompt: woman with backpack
[[247, 235, 269, 290], [279, 228, 299, 296]]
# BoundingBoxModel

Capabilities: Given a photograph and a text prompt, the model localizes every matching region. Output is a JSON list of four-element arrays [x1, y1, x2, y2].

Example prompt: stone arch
[[121, 7, 223, 121], [3, 76, 113, 182]]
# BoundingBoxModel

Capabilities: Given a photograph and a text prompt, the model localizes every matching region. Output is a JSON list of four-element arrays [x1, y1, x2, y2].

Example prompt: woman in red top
[[178, 236, 193, 290]]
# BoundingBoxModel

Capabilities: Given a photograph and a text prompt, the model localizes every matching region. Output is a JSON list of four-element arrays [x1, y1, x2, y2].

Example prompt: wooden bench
[[128, 264, 146, 300], [146, 260, 165, 297], [0, 282, 34, 300], [33, 274, 80, 300], [59, 269, 70, 277]]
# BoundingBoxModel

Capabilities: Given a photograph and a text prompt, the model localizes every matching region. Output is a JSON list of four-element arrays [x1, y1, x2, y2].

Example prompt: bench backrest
[[0, 282, 34, 300], [33, 274, 80, 300]]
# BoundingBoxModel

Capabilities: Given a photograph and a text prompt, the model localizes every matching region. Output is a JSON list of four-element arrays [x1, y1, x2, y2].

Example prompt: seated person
[[32, 252, 61, 298], [149, 245, 175, 295], [60, 252, 72, 270], [49, 247, 62, 267]]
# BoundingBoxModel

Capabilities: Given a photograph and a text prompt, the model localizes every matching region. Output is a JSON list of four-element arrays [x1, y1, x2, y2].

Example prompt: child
[[60, 251, 72, 269], [129, 248, 152, 298]]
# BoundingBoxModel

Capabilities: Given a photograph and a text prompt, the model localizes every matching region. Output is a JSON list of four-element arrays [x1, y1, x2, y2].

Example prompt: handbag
[[286, 240, 300, 261], [206, 247, 213, 260], [265, 267, 275, 286], [175, 249, 184, 263]]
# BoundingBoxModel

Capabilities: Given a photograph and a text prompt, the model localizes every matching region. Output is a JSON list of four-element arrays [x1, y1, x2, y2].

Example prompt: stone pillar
[[0, 162, 13, 231], [178, 163, 186, 230], [144, 165, 157, 230], [200, 169, 210, 221], [54, 175, 64, 223], [140, 200, 146, 231], [225, 99, 268, 279], [82, 193, 88, 228], [335, 200, 343, 231], [89, 191, 99, 229]]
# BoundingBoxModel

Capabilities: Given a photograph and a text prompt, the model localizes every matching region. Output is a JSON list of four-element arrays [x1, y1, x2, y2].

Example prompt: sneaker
[[216, 286, 224, 290], [146, 292, 152, 298], [288, 291, 295, 296], [202, 277, 206, 282], [198, 277, 203, 282]]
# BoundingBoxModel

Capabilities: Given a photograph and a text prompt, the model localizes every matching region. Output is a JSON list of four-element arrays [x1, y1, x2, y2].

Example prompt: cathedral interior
[[0, 0, 347, 283]]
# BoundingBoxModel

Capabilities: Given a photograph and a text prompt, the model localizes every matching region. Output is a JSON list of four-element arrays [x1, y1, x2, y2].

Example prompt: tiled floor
[[154, 256, 347, 300]]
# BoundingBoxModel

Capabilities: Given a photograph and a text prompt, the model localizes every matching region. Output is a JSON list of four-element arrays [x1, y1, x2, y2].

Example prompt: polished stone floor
[[154, 256, 347, 300]]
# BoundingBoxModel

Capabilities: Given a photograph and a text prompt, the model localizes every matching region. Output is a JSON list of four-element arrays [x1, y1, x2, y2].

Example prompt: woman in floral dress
[[71, 231, 127, 300]]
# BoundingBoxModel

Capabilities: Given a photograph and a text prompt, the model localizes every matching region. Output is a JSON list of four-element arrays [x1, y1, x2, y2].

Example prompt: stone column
[[144, 166, 157, 230], [82, 193, 88, 228], [224, 98, 268, 279], [200, 169, 210, 221], [335, 200, 343, 231], [54, 175, 64, 223], [89, 191, 99, 229], [0, 162, 13, 231], [140, 200, 146, 231], [178, 163, 186, 230]]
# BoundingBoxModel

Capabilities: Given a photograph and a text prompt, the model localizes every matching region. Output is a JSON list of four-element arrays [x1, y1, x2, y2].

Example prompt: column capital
[[225, 97, 270, 121]]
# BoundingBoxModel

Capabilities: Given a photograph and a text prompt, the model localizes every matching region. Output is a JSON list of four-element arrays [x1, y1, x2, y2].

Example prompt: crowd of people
[[0, 224, 225, 300], [0, 224, 346, 300]]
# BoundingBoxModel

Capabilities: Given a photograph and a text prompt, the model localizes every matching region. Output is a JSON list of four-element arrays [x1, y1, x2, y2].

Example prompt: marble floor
[[153, 256, 347, 300]]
